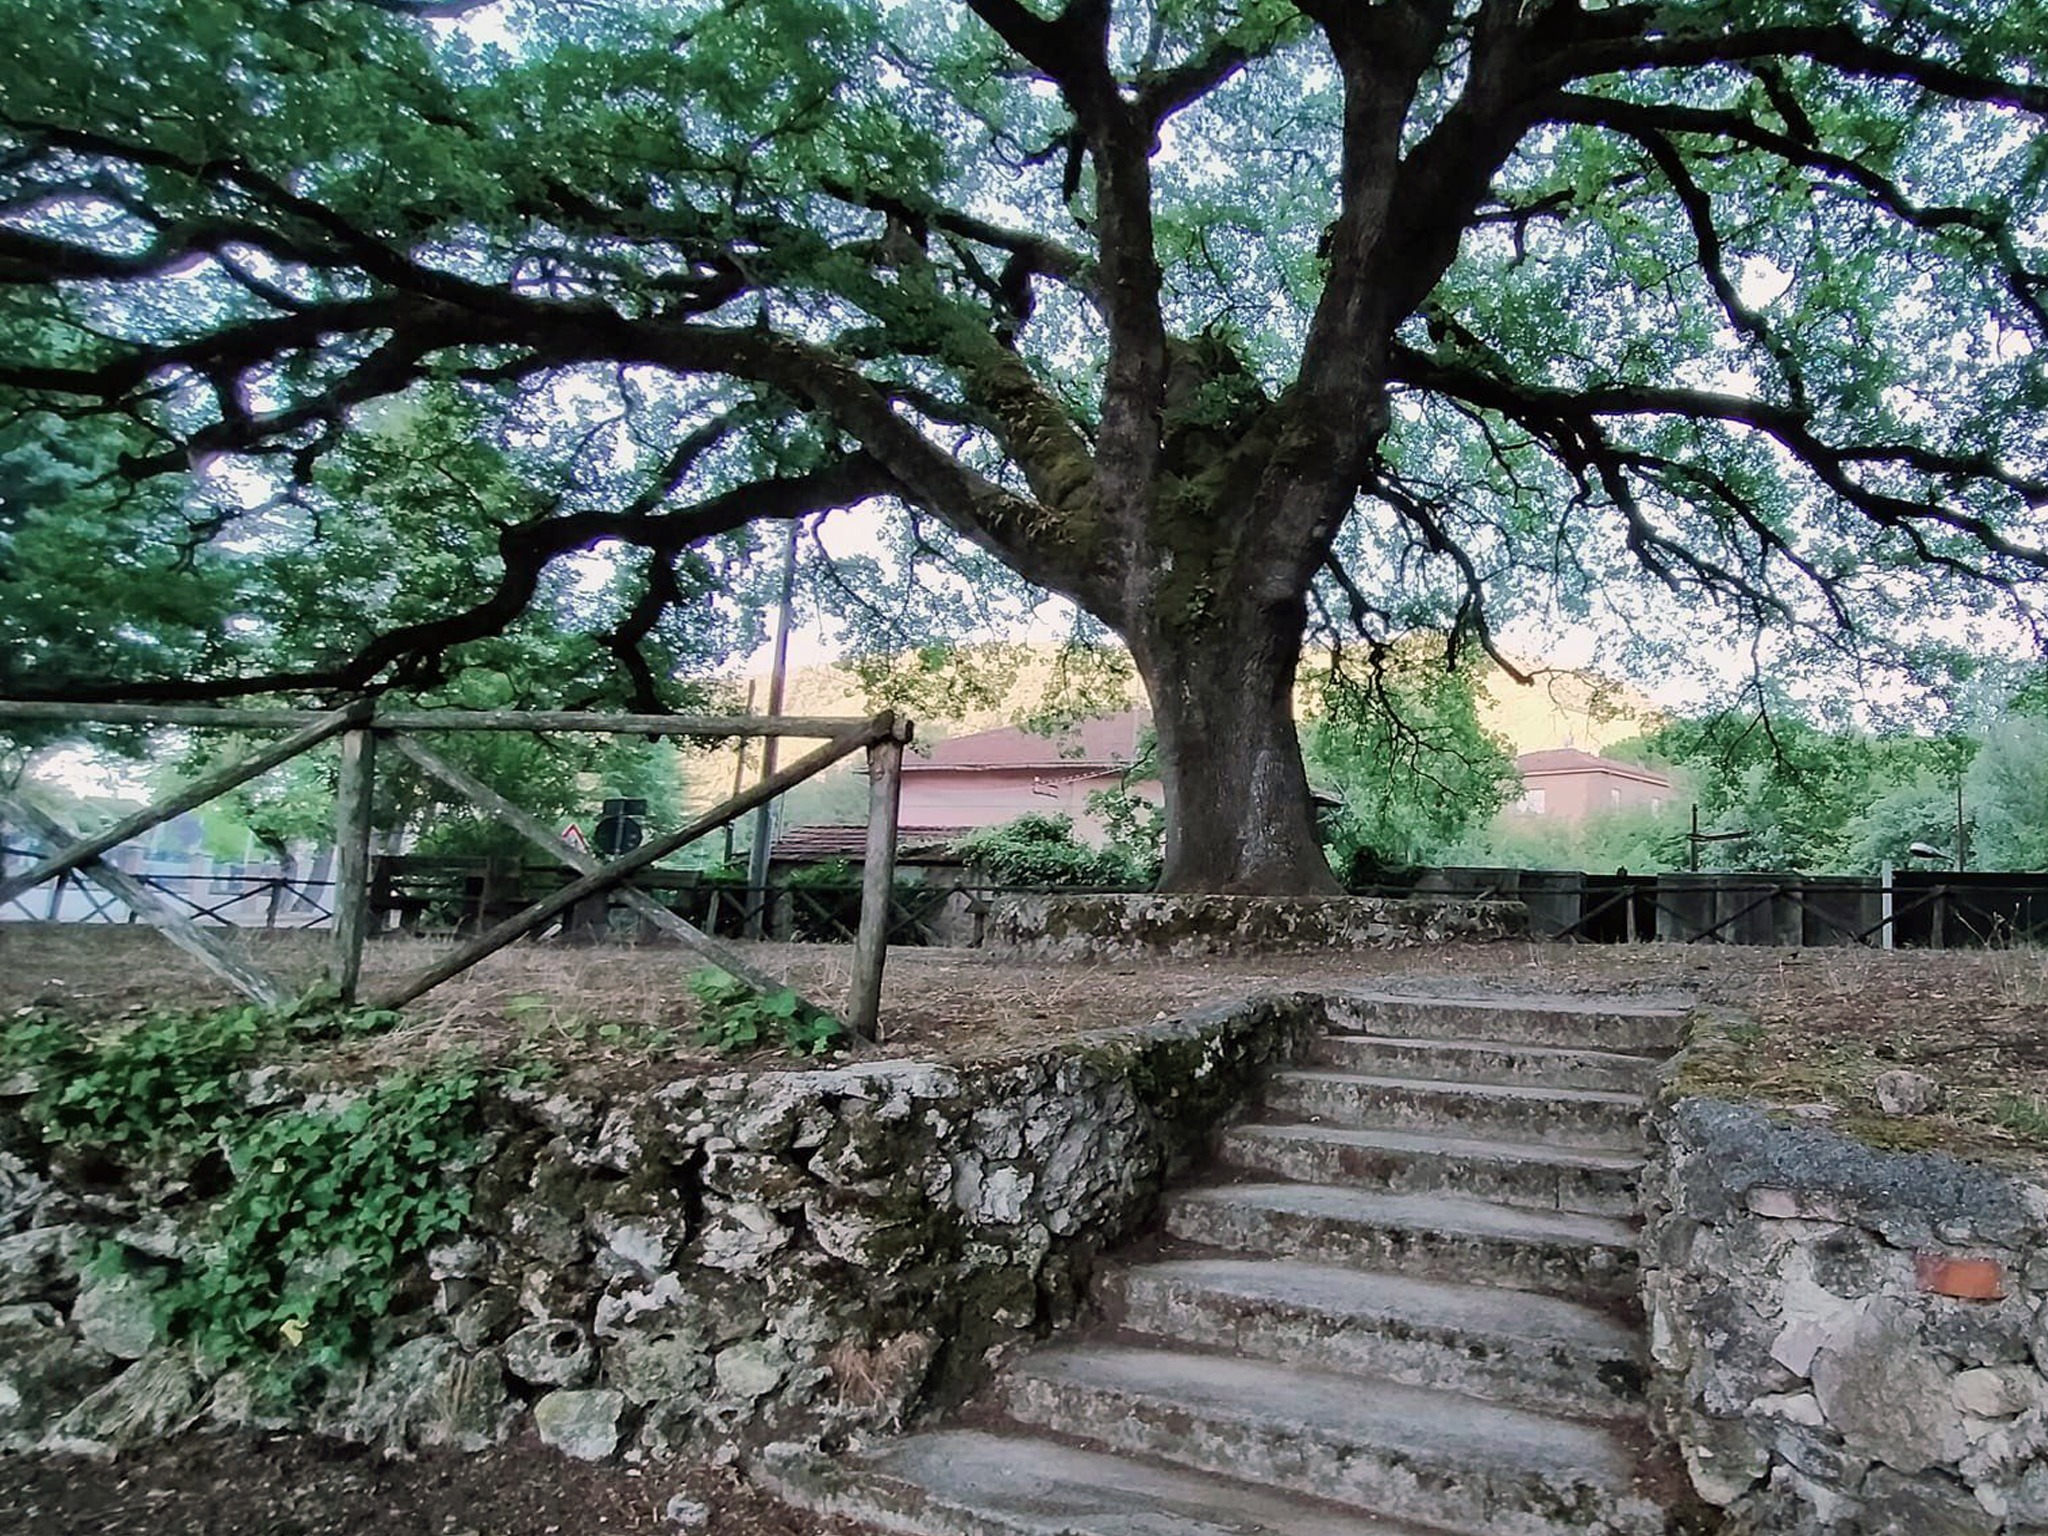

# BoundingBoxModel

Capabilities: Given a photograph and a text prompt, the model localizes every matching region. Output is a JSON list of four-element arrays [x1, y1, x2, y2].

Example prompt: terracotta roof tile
[[1516, 747, 1672, 787], [767, 824, 974, 863], [907, 709, 1151, 771]]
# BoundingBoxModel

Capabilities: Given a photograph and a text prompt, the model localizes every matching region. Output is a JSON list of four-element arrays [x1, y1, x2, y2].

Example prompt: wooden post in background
[[331, 727, 378, 1002], [848, 716, 908, 1042]]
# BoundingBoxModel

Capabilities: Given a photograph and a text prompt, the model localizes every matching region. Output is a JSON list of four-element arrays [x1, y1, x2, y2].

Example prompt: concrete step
[[1107, 1257, 1647, 1421], [1220, 1122, 1642, 1216], [1268, 1070, 1647, 1151], [755, 1431, 1447, 1536], [1320, 991, 1689, 1055], [1004, 1345, 1671, 1536], [1311, 1033, 1663, 1095], [1163, 1183, 1640, 1302]]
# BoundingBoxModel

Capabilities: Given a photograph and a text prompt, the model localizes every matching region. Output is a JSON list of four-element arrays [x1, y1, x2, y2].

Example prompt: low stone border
[[0, 993, 1318, 1462], [1643, 1096, 2048, 1533], [984, 893, 1527, 960]]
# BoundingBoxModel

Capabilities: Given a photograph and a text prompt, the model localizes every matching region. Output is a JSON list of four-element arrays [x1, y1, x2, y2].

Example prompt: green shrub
[[953, 812, 1145, 887], [688, 968, 848, 1056], [2, 997, 398, 1163], [161, 1065, 488, 1368]]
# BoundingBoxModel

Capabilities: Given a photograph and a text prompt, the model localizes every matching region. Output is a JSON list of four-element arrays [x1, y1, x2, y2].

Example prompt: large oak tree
[[3, 0, 2045, 892]]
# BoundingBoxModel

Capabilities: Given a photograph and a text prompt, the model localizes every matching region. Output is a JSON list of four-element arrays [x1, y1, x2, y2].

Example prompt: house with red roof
[[767, 710, 1158, 868], [1510, 748, 1673, 822], [898, 709, 1156, 834]]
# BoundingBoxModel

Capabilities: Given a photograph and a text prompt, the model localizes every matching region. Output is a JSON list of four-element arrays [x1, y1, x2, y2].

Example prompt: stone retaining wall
[[1643, 1097, 2048, 1534], [0, 993, 1316, 1462], [985, 893, 1526, 960]]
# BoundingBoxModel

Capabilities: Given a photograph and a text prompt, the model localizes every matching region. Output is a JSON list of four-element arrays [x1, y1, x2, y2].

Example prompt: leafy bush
[[1087, 786, 1165, 886], [161, 1065, 489, 1367], [782, 857, 857, 888], [2, 997, 398, 1163], [688, 968, 848, 1057], [3, 999, 502, 1371], [953, 812, 1146, 888]]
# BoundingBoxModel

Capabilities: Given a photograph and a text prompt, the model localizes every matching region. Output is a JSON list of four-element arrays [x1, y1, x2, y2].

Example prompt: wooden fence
[[0, 702, 913, 1039], [1395, 867, 2048, 949]]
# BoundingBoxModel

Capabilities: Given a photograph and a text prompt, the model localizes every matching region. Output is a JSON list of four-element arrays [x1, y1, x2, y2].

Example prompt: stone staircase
[[765, 989, 1697, 1536]]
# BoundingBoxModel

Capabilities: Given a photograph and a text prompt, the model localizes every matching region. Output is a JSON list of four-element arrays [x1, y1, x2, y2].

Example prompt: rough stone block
[[1680, 1413, 1772, 1506], [1857, 1466, 1999, 1535], [1952, 1366, 2036, 1419], [713, 1338, 787, 1401], [0, 1151, 50, 1231], [1811, 1302, 1967, 1475], [534, 1387, 626, 1462], [504, 1320, 595, 1388], [320, 1336, 513, 1453], [1749, 1187, 1846, 1222], [0, 1303, 115, 1446], [69, 1271, 159, 1360], [1873, 1070, 1941, 1117], [1921, 1295, 2037, 1366], [0, 1224, 78, 1305], [47, 1351, 200, 1451]]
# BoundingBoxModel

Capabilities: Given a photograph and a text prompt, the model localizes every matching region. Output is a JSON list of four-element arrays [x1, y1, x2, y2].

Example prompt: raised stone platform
[[984, 893, 1526, 960]]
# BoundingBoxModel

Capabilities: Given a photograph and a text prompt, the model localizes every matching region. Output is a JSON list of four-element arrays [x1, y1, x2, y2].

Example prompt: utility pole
[[744, 520, 801, 937], [721, 679, 756, 868], [1956, 776, 1968, 872]]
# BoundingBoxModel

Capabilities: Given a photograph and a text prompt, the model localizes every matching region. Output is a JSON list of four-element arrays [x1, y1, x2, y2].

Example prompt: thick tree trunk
[[1131, 599, 1342, 896]]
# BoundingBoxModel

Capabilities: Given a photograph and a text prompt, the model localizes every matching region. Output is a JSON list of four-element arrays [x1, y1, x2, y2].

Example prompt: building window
[[1515, 788, 1547, 815], [1610, 787, 1623, 808]]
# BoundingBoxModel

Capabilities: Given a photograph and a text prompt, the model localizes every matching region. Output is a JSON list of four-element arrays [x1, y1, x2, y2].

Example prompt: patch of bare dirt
[[0, 1431, 870, 1536]]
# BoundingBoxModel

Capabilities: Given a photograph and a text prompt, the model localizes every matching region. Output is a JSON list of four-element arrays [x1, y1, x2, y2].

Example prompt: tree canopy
[[3, 0, 2046, 892]]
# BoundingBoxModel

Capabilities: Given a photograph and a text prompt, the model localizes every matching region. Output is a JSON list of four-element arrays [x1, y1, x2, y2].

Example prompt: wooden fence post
[[331, 726, 378, 1002], [848, 716, 908, 1042]]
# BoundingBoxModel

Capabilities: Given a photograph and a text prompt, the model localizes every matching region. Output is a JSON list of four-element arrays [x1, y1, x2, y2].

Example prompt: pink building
[[767, 711, 1158, 869], [1510, 748, 1673, 822], [895, 710, 1158, 837]]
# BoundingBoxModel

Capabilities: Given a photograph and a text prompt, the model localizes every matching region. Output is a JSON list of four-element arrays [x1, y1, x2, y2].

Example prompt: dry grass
[[5, 923, 2047, 1168]]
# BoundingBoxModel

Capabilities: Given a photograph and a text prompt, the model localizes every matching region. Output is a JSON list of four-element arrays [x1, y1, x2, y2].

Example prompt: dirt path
[[0, 1432, 874, 1536]]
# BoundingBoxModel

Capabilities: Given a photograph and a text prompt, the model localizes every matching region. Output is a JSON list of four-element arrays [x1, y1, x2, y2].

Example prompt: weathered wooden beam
[[0, 702, 372, 907], [330, 727, 378, 1002], [375, 710, 878, 737], [386, 734, 816, 1010], [847, 729, 908, 1043], [0, 701, 877, 738], [0, 793, 292, 1009], [0, 702, 333, 730], [372, 718, 891, 1011]]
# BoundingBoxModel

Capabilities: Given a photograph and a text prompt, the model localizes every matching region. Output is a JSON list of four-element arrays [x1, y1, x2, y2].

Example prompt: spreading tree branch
[[5, 456, 902, 704]]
